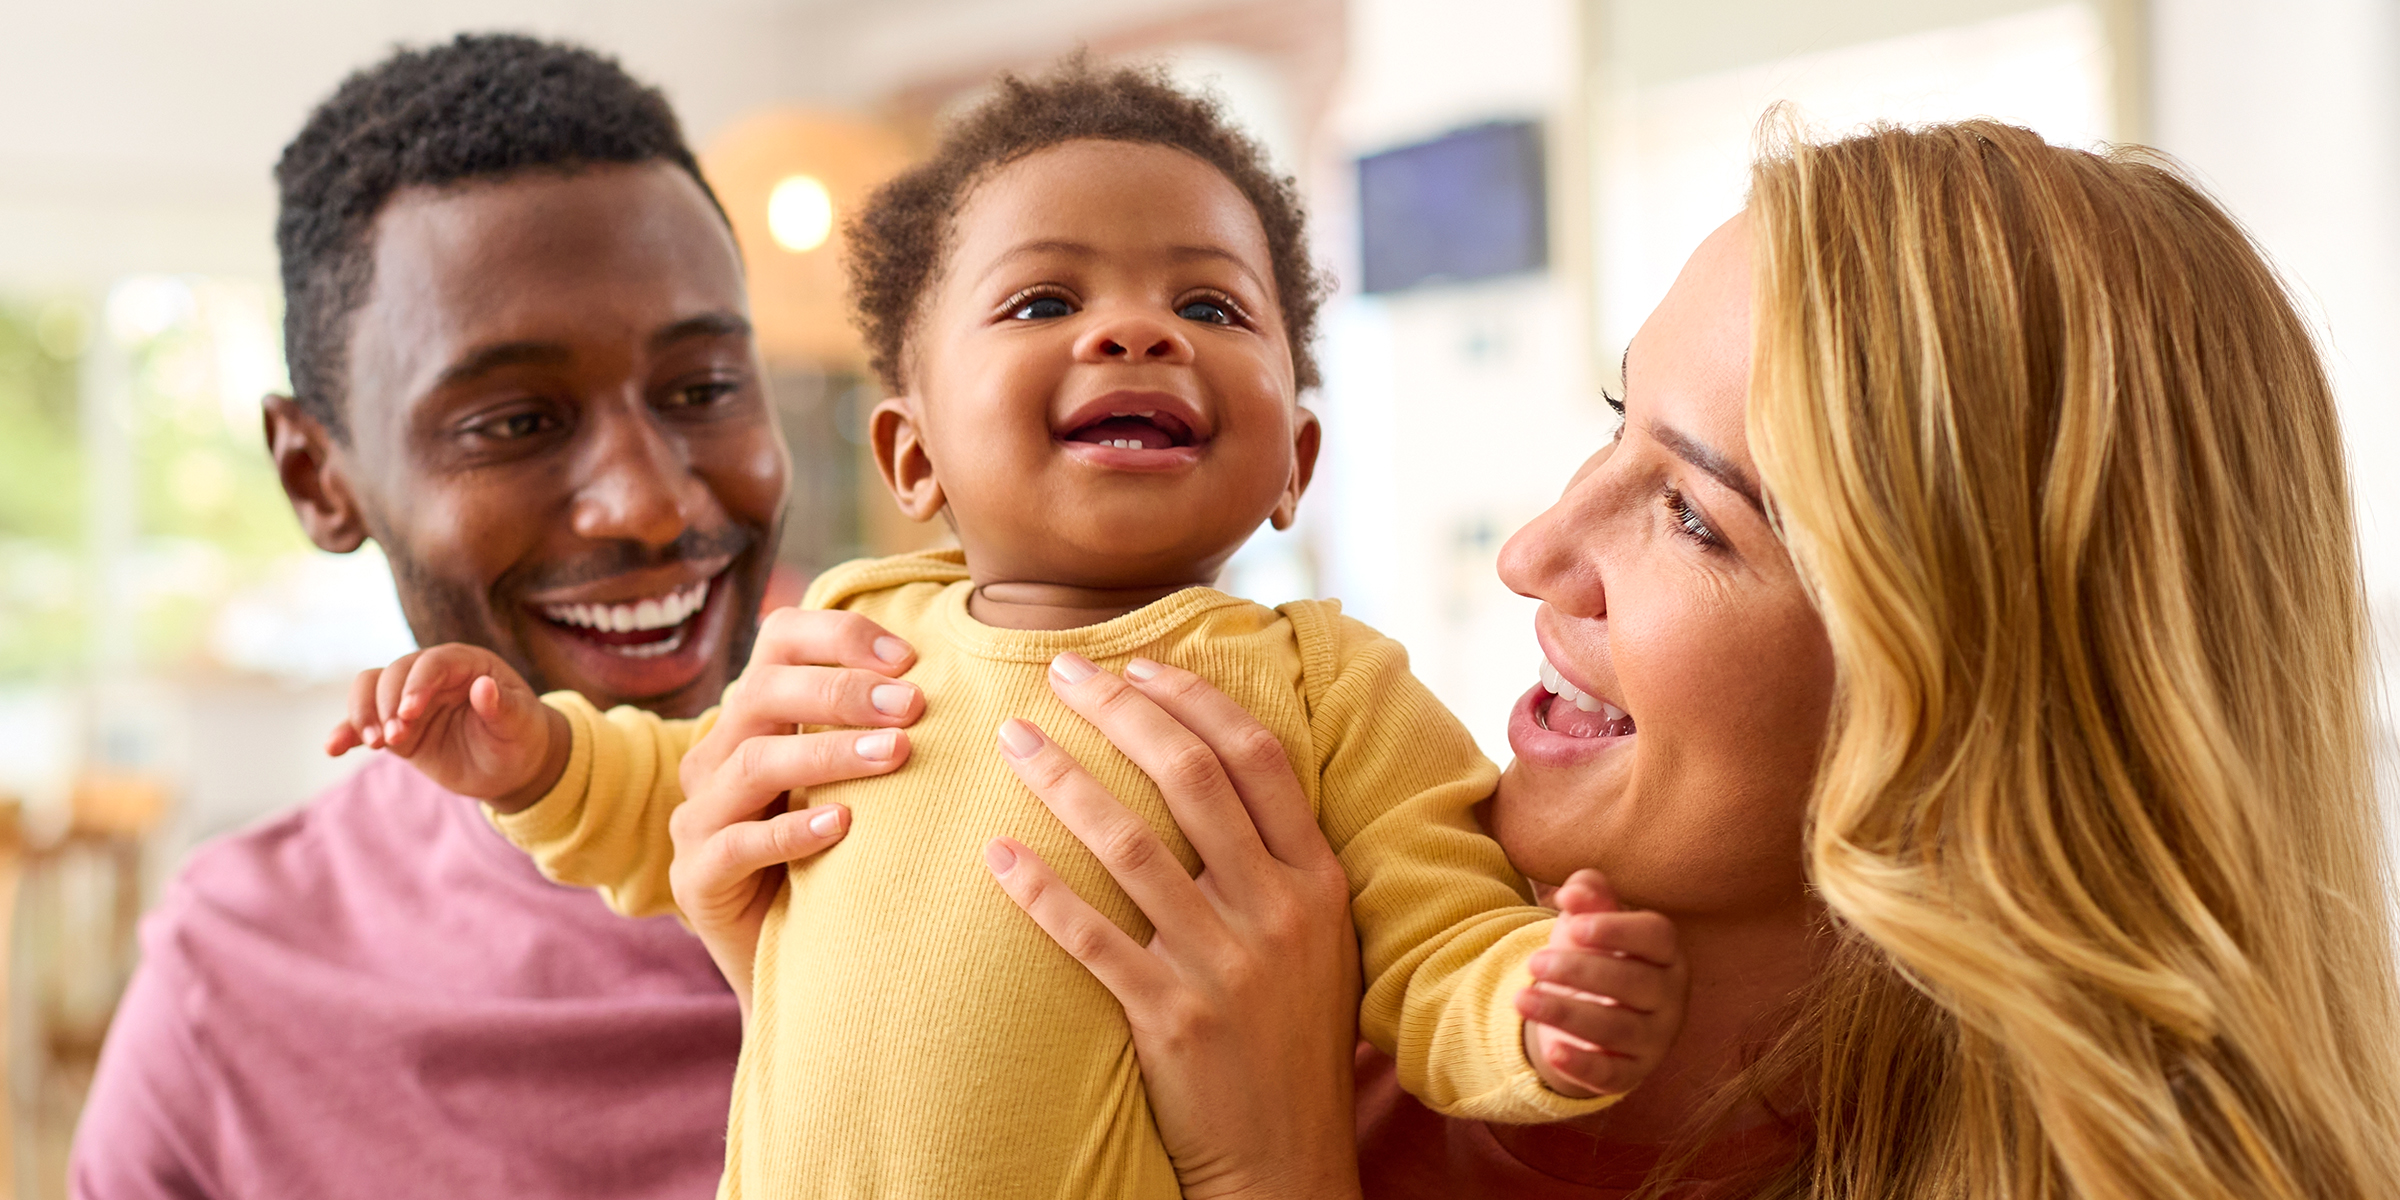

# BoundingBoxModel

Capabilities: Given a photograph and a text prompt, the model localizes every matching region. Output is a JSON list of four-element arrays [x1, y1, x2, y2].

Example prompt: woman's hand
[[983, 653, 1364, 1200], [667, 608, 924, 1020]]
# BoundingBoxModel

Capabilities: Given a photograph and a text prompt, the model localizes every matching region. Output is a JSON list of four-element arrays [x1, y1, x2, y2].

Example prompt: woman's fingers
[[681, 804, 850, 886], [1042, 654, 1271, 887], [994, 717, 1217, 931], [676, 728, 911, 837], [748, 607, 915, 676], [715, 664, 922, 745], [983, 837, 1170, 1007], [1117, 656, 1330, 871]]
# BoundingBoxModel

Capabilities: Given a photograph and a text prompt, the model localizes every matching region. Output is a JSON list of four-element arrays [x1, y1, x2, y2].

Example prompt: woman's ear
[[1268, 406, 1322, 531], [870, 396, 947, 523], [263, 395, 370, 553]]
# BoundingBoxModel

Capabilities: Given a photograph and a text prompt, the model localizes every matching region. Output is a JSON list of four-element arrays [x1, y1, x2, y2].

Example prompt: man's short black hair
[[274, 32, 726, 437]]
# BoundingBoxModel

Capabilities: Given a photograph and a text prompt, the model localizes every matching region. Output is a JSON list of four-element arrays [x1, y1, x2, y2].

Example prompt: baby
[[335, 63, 1682, 1198]]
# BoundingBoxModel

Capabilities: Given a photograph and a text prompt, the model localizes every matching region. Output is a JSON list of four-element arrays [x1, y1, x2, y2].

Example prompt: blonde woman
[[677, 121, 2400, 1197]]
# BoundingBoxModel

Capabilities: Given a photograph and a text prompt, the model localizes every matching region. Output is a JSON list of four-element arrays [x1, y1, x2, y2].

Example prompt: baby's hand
[[1517, 868, 1689, 1100], [326, 644, 567, 810]]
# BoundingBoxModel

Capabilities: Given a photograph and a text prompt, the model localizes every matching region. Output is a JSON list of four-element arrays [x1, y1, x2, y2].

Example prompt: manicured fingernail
[[855, 731, 898, 761], [870, 683, 915, 715], [874, 636, 911, 663], [808, 807, 844, 836], [1048, 653, 1097, 684], [996, 718, 1043, 758], [1125, 657, 1162, 682], [983, 839, 1017, 875]]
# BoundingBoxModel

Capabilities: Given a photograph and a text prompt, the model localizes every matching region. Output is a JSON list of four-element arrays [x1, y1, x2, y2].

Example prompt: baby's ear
[[1268, 406, 1322, 531], [869, 396, 946, 522]]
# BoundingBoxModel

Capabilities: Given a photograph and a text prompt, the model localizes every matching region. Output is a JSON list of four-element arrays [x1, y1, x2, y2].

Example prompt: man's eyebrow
[[649, 310, 752, 352], [1650, 422, 1765, 515], [433, 340, 571, 389]]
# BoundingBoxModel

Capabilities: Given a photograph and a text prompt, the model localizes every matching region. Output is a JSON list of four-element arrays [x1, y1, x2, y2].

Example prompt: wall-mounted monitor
[[1357, 120, 1548, 294]]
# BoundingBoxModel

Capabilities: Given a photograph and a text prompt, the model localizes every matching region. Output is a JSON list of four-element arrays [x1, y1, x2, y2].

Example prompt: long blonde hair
[[1739, 121, 2400, 1198]]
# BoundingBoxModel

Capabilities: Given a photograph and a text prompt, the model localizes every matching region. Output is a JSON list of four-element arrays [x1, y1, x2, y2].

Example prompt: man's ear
[[1268, 406, 1322, 531], [263, 395, 369, 553], [868, 396, 946, 523]]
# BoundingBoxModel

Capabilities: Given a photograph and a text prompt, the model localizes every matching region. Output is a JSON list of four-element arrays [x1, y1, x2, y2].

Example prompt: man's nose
[[1073, 310, 1194, 365], [569, 404, 707, 547]]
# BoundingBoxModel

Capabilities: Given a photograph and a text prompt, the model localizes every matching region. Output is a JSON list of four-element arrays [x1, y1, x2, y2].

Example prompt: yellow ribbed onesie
[[496, 550, 1610, 1199]]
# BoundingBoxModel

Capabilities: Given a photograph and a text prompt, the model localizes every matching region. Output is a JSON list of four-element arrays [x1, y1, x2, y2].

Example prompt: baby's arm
[[1517, 870, 1687, 1099], [1298, 606, 1677, 1121], [327, 643, 570, 811]]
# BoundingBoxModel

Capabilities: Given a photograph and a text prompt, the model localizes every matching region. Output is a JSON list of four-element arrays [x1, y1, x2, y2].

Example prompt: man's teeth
[[611, 630, 687, 658], [539, 579, 710, 633], [1537, 656, 1629, 721]]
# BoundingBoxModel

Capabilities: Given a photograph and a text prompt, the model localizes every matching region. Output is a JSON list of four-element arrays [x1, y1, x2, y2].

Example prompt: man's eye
[[1177, 299, 1232, 325], [1010, 296, 1074, 320], [482, 410, 558, 439], [670, 382, 741, 408]]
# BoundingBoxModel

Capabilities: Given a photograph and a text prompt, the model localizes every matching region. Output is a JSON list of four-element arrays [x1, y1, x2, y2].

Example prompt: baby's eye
[[1176, 299, 1233, 325], [1010, 296, 1075, 321]]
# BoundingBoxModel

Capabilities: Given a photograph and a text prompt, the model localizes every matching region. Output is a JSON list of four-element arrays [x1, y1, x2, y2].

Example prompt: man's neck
[[966, 578, 1210, 631]]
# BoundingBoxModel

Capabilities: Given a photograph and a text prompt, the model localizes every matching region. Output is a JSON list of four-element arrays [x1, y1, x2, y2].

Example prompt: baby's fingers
[[1555, 908, 1680, 970], [342, 664, 397, 751], [1529, 945, 1673, 1013], [1517, 985, 1655, 1067], [1526, 1023, 1643, 1097]]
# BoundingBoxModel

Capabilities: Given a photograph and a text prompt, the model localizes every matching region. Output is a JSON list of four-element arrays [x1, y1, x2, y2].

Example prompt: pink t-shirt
[[70, 753, 741, 1199]]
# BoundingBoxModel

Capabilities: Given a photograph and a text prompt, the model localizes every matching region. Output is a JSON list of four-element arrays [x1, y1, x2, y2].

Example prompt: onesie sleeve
[[487, 691, 719, 921], [1290, 604, 1618, 1125]]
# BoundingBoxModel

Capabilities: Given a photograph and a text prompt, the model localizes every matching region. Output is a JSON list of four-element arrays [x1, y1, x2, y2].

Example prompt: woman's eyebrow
[[1649, 422, 1765, 515]]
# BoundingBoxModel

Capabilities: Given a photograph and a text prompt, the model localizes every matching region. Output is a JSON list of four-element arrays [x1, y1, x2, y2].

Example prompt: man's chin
[[516, 565, 742, 713]]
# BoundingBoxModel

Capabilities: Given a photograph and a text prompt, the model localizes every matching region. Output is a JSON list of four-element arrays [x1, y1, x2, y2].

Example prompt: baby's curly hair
[[847, 58, 1330, 394]]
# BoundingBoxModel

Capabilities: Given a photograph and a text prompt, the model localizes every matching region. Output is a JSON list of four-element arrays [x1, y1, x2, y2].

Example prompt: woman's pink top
[[1354, 1044, 1802, 1198]]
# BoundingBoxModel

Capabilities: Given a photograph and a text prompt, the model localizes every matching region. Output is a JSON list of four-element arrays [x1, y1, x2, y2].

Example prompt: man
[[72, 34, 853, 1197]]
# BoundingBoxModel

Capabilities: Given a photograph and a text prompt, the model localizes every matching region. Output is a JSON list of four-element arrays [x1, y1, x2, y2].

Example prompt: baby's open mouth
[[1062, 408, 1196, 450]]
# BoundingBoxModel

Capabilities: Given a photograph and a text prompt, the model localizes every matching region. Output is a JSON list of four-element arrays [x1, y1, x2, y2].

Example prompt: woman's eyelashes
[[1662, 484, 1723, 550]]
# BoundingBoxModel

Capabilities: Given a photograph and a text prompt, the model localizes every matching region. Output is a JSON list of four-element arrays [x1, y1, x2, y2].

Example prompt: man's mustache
[[504, 525, 759, 594]]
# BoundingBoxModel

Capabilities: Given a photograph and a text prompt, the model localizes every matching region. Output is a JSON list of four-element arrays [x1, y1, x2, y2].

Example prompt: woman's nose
[[1073, 310, 1194, 365], [1498, 485, 1607, 619]]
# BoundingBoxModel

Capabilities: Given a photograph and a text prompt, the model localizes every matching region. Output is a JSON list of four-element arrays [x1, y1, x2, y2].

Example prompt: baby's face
[[877, 139, 1314, 591]]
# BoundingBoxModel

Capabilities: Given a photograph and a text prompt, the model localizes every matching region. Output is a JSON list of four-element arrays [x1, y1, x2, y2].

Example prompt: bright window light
[[767, 175, 834, 253]]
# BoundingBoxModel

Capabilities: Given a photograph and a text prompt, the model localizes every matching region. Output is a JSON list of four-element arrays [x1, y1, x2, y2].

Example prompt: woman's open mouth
[[537, 576, 712, 659], [1533, 654, 1635, 739]]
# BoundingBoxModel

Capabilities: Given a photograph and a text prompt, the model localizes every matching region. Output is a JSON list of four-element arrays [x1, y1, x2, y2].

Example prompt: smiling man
[[72, 35, 798, 1199]]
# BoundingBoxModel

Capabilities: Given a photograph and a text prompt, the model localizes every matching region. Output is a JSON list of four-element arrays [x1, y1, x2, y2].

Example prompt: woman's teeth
[[1537, 656, 1634, 738], [540, 578, 710, 635]]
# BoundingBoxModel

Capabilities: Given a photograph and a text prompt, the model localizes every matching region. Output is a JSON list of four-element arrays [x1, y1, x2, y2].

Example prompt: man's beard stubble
[[376, 522, 766, 699]]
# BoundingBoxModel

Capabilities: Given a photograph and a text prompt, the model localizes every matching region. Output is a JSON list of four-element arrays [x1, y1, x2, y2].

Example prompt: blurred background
[[0, 0, 2393, 1191]]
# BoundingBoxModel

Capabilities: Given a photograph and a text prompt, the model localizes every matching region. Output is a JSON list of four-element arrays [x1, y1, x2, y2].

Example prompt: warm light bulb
[[767, 175, 834, 252]]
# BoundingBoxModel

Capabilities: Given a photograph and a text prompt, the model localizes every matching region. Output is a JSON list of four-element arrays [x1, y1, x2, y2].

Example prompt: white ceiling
[[0, 0, 1221, 286]]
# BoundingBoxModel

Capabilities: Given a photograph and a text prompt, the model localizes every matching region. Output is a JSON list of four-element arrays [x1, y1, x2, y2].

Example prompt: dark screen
[[1358, 120, 1548, 294]]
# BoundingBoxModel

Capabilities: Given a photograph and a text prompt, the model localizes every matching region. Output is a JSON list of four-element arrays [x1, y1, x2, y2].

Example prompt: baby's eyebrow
[[976, 239, 1269, 295]]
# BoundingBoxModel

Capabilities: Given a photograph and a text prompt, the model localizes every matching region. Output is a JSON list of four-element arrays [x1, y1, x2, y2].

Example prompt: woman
[[674, 121, 2400, 1197]]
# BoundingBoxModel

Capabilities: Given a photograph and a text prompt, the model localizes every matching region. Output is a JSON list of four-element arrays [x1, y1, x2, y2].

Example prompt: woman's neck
[[966, 578, 1209, 631], [1547, 904, 1823, 1145]]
